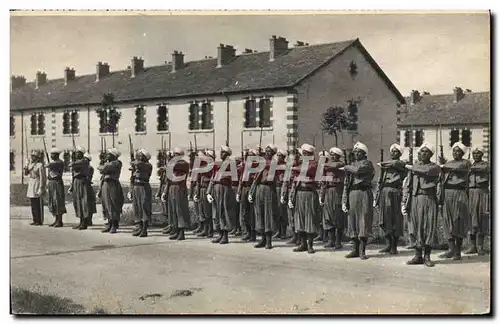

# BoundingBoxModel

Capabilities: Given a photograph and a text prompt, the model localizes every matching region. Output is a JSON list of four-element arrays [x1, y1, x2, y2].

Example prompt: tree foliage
[[321, 106, 352, 146]]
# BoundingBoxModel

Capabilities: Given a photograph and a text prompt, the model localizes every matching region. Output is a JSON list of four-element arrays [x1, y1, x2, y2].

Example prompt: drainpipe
[[223, 92, 230, 146]]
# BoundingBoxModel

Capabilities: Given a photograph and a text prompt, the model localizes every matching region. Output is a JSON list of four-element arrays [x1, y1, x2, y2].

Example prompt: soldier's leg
[[29, 198, 39, 225]]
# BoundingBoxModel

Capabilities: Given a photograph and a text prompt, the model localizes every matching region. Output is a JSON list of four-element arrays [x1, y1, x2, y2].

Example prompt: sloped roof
[[398, 91, 490, 126], [10, 38, 405, 111]]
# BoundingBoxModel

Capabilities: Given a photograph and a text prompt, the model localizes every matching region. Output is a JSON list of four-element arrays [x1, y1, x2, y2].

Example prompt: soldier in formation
[[274, 149, 289, 240], [46, 148, 66, 227], [25, 150, 46, 226], [128, 149, 153, 238], [193, 149, 215, 238], [84, 152, 97, 227], [69, 147, 92, 230], [236, 149, 258, 242], [98, 148, 124, 234]]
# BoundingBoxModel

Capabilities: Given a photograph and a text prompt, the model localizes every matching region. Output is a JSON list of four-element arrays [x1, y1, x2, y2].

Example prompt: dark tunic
[[165, 159, 191, 229], [292, 159, 321, 234], [71, 159, 91, 220], [194, 160, 214, 223], [237, 159, 258, 230], [207, 160, 237, 232], [319, 160, 346, 230], [158, 168, 168, 217], [342, 159, 375, 238], [86, 165, 97, 215], [375, 159, 406, 237], [131, 160, 153, 223], [283, 160, 301, 230], [440, 159, 471, 239], [98, 160, 124, 221], [249, 159, 279, 233], [468, 161, 490, 235], [46, 159, 67, 216], [275, 159, 289, 227]]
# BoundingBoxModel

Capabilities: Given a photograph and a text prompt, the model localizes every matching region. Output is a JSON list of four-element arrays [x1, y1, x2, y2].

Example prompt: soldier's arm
[[39, 163, 47, 192], [410, 164, 441, 177], [344, 160, 374, 176], [470, 162, 489, 173]]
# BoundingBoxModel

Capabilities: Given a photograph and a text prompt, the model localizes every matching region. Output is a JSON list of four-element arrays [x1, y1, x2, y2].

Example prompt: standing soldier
[[46, 148, 66, 228], [230, 156, 243, 237], [248, 144, 279, 249], [319, 147, 345, 250], [374, 143, 406, 255], [207, 145, 237, 245], [315, 150, 329, 243], [282, 149, 301, 246], [83, 152, 96, 227], [25, 150, 46, 226], [273, 149, 289, 240], [236, 149, 258, 242], [128, 149, 153, 238], [193, 150, 215, 238], [465, 147, 490, 255], [157, 150, 171, 234], [438, 142, 471, 260], [341, 142, 375, 260], [98, 148, 124, 234], [289, 144, 320, 254], [162, 148, 191, 240], [403, 143, 440, 267], [188, 149, 203, 235], [69, 147, 91, 230]]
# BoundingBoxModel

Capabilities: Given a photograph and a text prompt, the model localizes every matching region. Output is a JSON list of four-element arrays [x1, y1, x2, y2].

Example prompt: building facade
[[10, 36, 404, 185], [397, 88, 490, 163]]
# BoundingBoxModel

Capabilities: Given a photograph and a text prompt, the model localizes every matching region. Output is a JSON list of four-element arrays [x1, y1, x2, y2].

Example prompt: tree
[[321, 106, 352, 147], [96, 93, 121, 147]]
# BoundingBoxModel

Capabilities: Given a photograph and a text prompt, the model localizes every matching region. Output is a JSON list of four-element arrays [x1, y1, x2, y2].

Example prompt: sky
[[10, 12, 490, 96]]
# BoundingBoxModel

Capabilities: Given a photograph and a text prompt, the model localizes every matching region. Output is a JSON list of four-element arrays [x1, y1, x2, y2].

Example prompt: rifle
[[374, 125, 385, 206], [194, 134, 198, 154], [312, 134, 316, 147], [42, 136, 50, 164], [96, 137, 106, 199], [321, 132, 325, 151], [258, 126, 263, 155], [68, 133, 77, 192], [128, 134, 135, 186], [23, 127, 30, 176]]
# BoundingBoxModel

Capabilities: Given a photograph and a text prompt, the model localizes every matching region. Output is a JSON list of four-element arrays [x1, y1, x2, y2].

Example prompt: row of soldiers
[[24, 139, 490, 268]]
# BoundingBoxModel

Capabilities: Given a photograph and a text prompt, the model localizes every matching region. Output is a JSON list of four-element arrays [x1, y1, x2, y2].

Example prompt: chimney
[[64, 67, 75, 85], [35, 71, 47, 89], [217, 44, 236, 68], [453, 87, 465, 102], [10, 76, 26, 91], [295, 41, 308, 47], [409, 90, 421, 105], [269, 35, 289, 61], [171, 51, 184, 73], [131, 56, 144, 77], [95, 62, 110, 82], [243, 48, 254, 54]]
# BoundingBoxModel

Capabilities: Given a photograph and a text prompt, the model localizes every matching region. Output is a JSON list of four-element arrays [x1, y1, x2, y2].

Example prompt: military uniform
[[85, 154, 97, 226], [130, 149, 153, 237], [25, 151, 46, 225], [194, 151, 215, 238], [46, 149, 67, 227], [70, 147, 92, 230], [283, 156, 301, 245], [274, 150, 289, 239], [237, 152, 258, 242], [98, 148, 124, 234]]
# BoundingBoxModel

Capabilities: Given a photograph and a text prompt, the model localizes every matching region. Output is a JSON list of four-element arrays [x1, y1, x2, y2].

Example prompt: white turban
[[83, 152, 92, 161], [75, 146, 86, 154], [173, 147, 184, 155], [138, 148, 151, 160], [390, 143, 403, 154], [300, 143, 316, 154], [329, 147, 343, 156], [107, 148, 121, 157], [266, 144, 278, 153], [318, 150, 330, 157], [418, 142, 435, 155], [277, 149, 287, 156], [249, 149, 259, 156], [50, 147, 61, 154], [221, 145, 232, 155], [452, 142, 467, 154], [473, 147, 484, 154], [353, 142, 368, 154], [205, 150, 215, 159]]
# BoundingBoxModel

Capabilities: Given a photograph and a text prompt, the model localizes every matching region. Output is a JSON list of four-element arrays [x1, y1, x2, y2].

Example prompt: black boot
[[254, 232, 266, 248], [477, 235, 486, 256], [110, 220, 118, 234], [101, 221, 111, 233], [242, 225, 251, 241], [220, 230, 229, 244], [322, 229, 328, 243], [73, 218, 83, 230], [212, 230, 223, 243], [79, 217, 88, 230], [86, 218, 93, 226], [207, 222, 214, 238], [379, 235, 392, 253], [452, 237, 462, 260], [324, 229, 335, 248], [407, 247, 424, 265], [197, 222, 208, 237], [334, 228, 343, 250], [54, 215, 63, 228], [177, 228, 186, 241], [132, 221, 143, 236], [265, 231, 273, 250], [307, 234, 315, 254], [314, 227, 323, 242], [293, 232, 307, 252], [424, 245, 435, 267], [249, 230, 257, 242], [439, 238, 455, 258], [169, 228, 179, 240], [139, 221, 148, 237], [345, 238, 360, 258], [287, 231, 298, 245], [359, 237, 368, 260], [390, 236, 398, 255], [464, 234, 478, 254]]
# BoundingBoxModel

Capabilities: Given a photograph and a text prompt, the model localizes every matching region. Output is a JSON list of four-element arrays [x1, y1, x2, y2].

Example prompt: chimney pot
[[409, 90, 421, 105], [171, 50, 185, 73], [64, 67, 76, 85], [131, 56, 144, 77], [453, 87, 465, 102], [96, 62, 110, 82], [10, 75, 26, 91], [217, 44, 236, 68], [269, 35, 289, 61], [35, 71, 47, 89]]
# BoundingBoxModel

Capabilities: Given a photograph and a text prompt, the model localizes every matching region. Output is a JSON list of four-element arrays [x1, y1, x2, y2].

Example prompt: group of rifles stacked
[[23, 133, 489, 268]]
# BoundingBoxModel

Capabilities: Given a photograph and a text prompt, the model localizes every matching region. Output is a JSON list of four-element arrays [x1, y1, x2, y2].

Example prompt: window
[[259, 99, 272, 128], [135, 106, 146, 132], [157, 105, 168, 131], [10, 116, 14, 136], [201, 103, 213, 130], [37, 113, 45, 135], [63, 151, 71, 172], [98, 109, 107, 133], [450, 129, 460, 147], [461, 129, 471, 147], [346, 101, 358, 131], [157, 150, 167, 168], [189, 103, 200, 130], [97, 107, 120, 134], [30, 113, 37, 135], [10, 151, 14, 171], [62, 112, 71, 134], [403, 130, 411, 147], [414, 130, 424, 147], [244, 99, 257, 128], [63, 110, 79, 134], [70, 111, 79, 134], [30, 113, 45, 135]]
